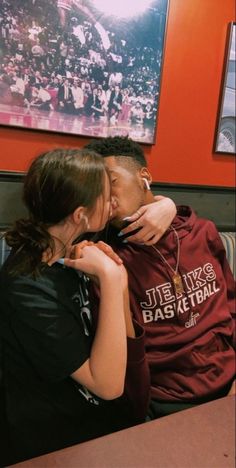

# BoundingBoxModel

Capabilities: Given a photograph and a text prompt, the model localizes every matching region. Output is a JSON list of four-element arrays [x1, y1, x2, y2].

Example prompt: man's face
[[87, 171, 112, 232], [104, 156, 146, 229]]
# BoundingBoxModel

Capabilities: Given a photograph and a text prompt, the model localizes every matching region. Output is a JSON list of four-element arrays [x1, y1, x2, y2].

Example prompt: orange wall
[[0, 0, 235, 186]]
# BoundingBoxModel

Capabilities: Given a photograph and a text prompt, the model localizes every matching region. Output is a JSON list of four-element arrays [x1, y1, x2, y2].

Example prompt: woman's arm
[[123, 285, 135, 338], [65, 245, 128, 400], [119, 196, 176, 245]]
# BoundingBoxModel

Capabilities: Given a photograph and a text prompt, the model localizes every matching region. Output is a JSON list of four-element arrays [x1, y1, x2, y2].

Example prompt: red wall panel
[[0, 0, 235, 186]]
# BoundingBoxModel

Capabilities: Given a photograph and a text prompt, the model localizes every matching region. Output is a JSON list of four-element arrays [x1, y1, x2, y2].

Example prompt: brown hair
[[4, 148, 107, 275]]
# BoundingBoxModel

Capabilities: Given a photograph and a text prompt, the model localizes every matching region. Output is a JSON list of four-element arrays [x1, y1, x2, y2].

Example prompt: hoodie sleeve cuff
[[127, 320, 146, 363]]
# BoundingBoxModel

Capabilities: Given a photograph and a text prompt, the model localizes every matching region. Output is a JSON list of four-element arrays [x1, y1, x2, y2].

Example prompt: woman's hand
[[65, 240, 127, 292], [64, 241, 123, 281], [95, 241, 123, 266], [69, 240, 123, 265], [119, 196, 176, 245]]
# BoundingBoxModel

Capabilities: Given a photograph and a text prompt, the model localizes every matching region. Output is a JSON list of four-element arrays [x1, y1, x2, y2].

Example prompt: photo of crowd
[[0, 0, 168, 143]]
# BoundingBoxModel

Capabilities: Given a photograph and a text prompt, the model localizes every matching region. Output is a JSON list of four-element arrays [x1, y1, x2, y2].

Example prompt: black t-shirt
[[0, 260, 134, 464]]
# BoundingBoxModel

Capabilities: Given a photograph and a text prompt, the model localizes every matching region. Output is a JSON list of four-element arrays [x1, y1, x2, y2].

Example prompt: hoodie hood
[[169, 205, 195, 237], [157, 205, 196, 246]]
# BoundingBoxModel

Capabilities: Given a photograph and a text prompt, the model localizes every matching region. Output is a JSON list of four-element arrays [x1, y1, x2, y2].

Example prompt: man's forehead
[[104, 156, 122, 170], [105, 157, 133, 176]]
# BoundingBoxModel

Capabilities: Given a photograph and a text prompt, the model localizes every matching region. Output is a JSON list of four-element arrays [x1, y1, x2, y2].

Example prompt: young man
[[85, 136, 235, 418]]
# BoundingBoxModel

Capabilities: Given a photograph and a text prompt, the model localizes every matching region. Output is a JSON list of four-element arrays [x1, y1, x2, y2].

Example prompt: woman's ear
[[72, 206, 85, 225], [72, 207, 90, 229]]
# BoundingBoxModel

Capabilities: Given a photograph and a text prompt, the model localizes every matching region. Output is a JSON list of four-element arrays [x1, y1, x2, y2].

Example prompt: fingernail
[[122, 216, 131, 221], [122, 239, 128, 244], [117, 231, 124, 237]]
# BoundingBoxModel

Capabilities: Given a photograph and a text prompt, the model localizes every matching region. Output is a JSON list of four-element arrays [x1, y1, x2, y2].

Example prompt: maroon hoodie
[[108, 206, 235, 402]]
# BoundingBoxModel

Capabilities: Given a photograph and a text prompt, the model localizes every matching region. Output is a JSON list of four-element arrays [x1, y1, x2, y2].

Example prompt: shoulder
[[194, 217, 219, 238], [0, 263, 76, 308]]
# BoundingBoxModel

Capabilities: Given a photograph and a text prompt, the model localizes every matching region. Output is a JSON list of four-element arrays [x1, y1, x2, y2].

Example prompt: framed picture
[[0, 0, 169, 144], [215, 22, 236, 154]]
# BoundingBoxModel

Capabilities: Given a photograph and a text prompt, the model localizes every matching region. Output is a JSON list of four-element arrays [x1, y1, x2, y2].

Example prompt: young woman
[[0, 148, 150, 464]]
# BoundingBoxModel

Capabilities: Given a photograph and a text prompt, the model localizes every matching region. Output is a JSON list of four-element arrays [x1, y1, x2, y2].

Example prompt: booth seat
[[0, 231, 235, 277], [219, 232, 236, 279]]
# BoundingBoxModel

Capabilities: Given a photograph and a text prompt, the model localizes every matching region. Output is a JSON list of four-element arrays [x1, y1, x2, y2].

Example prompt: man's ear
[[139, 167, 152, 189]]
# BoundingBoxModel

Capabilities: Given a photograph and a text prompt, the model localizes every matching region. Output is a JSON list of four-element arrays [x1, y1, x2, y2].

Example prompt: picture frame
[[0, 0, 169, 144], [215, 22, 236, 154]]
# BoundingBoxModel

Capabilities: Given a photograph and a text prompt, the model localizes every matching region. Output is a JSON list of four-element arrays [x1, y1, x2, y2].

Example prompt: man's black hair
[[85, 136, 147, 168]]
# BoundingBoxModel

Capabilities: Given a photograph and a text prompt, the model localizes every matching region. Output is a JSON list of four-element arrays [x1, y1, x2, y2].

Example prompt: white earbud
[[142, 177, 151, 190]]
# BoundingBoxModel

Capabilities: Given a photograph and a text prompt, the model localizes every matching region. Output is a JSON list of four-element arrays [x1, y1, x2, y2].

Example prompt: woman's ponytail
[[4, 219, 53, 275]]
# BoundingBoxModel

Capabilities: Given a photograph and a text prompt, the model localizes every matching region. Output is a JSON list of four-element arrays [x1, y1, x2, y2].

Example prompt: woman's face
[[86, 172, 113, 232]]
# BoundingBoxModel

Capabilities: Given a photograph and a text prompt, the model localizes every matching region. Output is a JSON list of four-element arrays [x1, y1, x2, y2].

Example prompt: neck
[[45, 221, 83, 265], [144, 190, 155, 204]]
